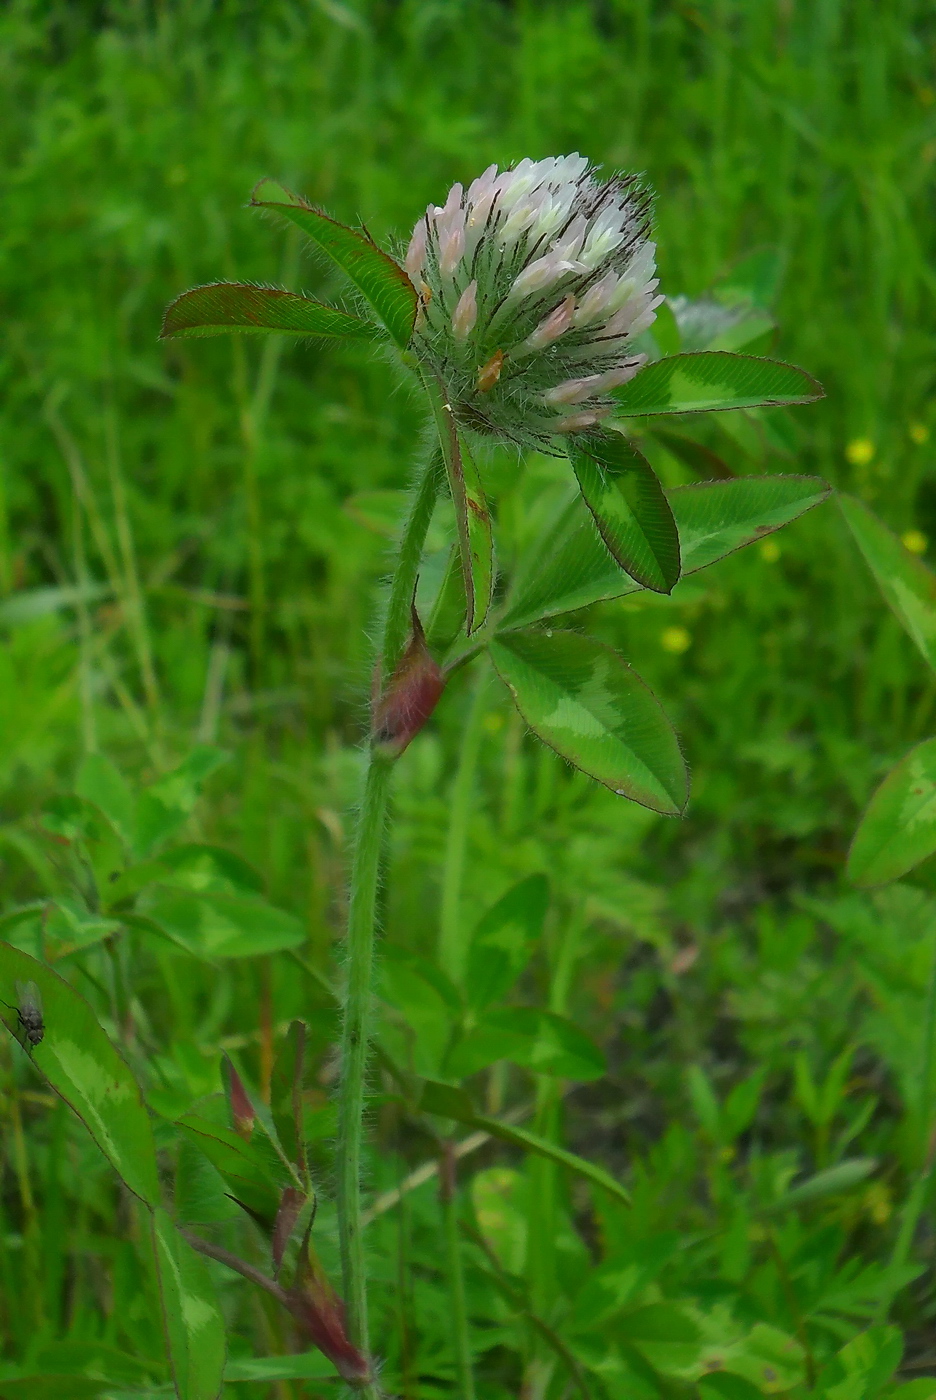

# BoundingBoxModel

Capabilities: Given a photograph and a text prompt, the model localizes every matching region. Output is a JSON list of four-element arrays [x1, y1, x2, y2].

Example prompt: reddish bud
[[286, 1227, 372, 1384], [223, 1056, 256, 1141], [372, 606, 446, 755]]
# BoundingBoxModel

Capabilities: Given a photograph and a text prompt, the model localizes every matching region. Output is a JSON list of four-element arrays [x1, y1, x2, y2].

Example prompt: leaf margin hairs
[[249, 178, 418, 348], [159, 280, 380, 341]]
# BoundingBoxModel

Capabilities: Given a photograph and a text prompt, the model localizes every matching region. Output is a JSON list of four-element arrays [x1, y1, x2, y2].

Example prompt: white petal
[[451, 280, 478, 339]]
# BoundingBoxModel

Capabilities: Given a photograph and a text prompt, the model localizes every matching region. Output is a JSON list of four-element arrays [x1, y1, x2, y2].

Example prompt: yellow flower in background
[[661, 626, 691, 654], [910, 423, 930, 445], [902, 529, 928, 555], [863, 1182, 892, 1225], [759, 539, 781, 563], [846, 438, 875, 466]]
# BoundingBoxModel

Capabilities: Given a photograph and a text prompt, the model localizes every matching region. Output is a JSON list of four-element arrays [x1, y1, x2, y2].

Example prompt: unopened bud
[[405, 217, 428, 285], [372, 606, 445, 755], [526, 294, 576, 351], [287, 1226, 372, 1385], [223, 1056, 255, 1141], [451, 280, 478, 340], [554, 408, 609, 433]]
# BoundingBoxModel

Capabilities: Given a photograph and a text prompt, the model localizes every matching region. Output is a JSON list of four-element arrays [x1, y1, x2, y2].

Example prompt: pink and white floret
[[404, 155, 663, 446]]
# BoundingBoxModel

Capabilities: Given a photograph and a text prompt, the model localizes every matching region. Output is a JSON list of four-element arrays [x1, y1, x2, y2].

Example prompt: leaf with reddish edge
[[611, 351, 824, 416], [500, 475, 830, 631], [272, 1186, 310, 1277], [250, 179, 417, 348], [372, 605, 446, 754], [489, 629, 688, 815], [570, 431, 680, 594], [159, 282, 379, 340], [0, 943, 160, 1207]]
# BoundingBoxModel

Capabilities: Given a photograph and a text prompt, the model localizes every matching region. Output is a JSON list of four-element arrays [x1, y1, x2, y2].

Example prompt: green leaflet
[[649, 428, 734, 480], [417, 1079, 630, 1206], [250, 179, 417, 348], [489, 630, 687, 815], [617, 1303, 701, 1344], [0, 1380, 118, 1398], [151, 1208, 226, 1400], [847, 737, 936, 887], [224, 1354, 335, 1383], [106, 845, 262, 908], [501, 475, 830, 630], [139, 888, 306, 959], [159, 282, 378, 340], [465, 874, 549, 1012], [0, 943, 160, 1206], [839, 493, 936, 675], [612, 351, 823, 416], [424, 545, 467, 655], [570, 432, 680, 594], [761, 1159, 877, 1215], [76, 747, 229, 860], [446, 1006, 605, 1081], [175, 1113, 287, 1226], [815, 1328, 903, 1400]]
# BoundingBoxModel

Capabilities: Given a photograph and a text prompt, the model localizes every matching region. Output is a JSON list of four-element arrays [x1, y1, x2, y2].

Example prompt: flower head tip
[[405, 154, 661, 446]]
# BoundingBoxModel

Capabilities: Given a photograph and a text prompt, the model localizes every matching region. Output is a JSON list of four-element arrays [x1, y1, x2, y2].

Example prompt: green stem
[[440, 1144, 475, 1400], [878, 930, 936, 1319], [438, 665, 489, 983], [382, 446, 444, 677], [336, 449, 442, 1366], [527, 911, 583, 1342], [336, 751, 393, 1368]]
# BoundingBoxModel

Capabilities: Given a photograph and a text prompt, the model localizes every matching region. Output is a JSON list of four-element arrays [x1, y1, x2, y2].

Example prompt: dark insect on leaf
[[2, 980, 45, 1050]]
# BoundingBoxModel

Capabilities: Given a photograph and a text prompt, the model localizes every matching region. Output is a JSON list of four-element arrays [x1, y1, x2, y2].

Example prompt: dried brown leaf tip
[[372, 605, 446, 756]]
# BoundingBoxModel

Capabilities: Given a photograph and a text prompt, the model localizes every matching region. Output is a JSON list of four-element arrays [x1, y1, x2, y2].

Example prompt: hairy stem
[[336, 449, 442, 1366]]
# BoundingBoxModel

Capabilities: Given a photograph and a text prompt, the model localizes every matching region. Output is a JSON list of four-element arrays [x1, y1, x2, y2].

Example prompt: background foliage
[[2, 1, 936, 1396]]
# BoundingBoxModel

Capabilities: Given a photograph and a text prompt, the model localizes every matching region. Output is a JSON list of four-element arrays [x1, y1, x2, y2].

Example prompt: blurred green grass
[[2, 0, 936, 1388]]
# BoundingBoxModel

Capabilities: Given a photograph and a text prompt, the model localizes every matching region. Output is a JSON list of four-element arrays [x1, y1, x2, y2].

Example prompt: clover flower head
[[404, 155, 663, 445]]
